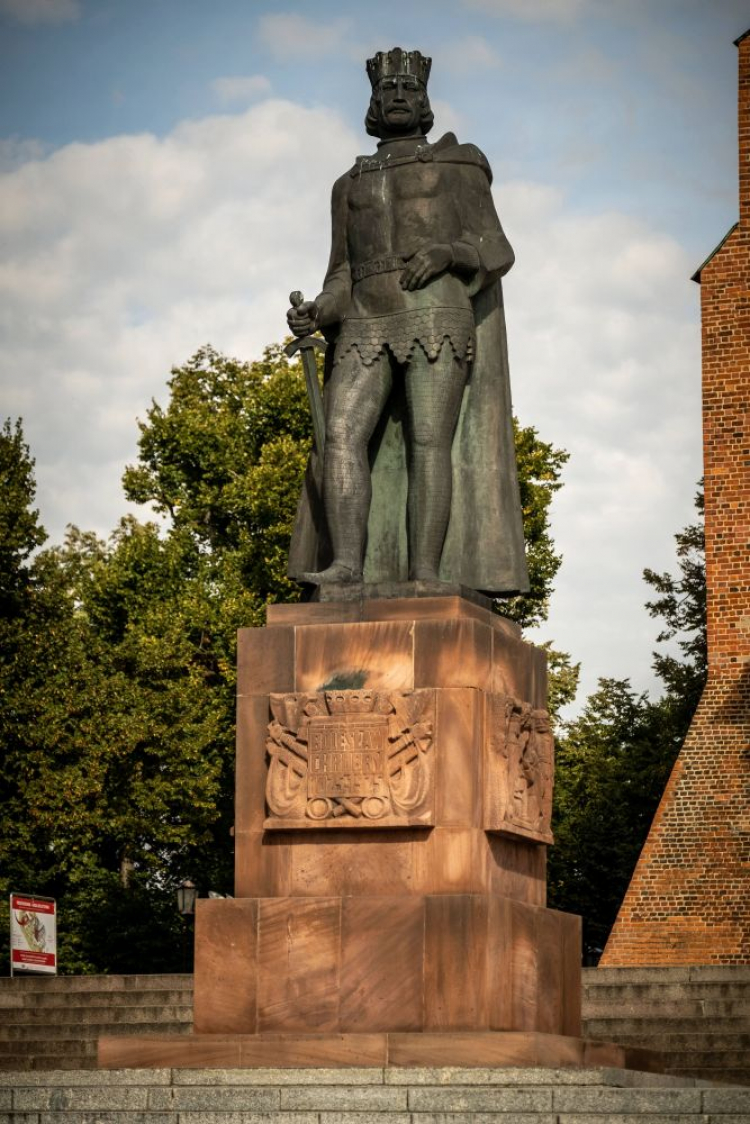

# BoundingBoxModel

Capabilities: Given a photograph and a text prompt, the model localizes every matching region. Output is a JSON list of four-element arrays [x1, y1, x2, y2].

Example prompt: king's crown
[[366, 48, 432, 90]]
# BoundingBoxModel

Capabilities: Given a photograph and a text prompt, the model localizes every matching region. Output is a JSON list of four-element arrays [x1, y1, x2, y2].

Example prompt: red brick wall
[[602, 33, 750, 966]]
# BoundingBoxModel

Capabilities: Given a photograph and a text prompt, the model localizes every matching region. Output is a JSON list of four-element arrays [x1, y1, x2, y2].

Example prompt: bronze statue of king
[[287, 47, 529, 598]]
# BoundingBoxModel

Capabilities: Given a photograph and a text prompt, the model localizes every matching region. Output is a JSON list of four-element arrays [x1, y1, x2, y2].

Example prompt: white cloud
[[211, 75, 272, 104], [0, 100, 359, 545], [257, 13, 352, 60], [463, 0, 589, 20], [0, 0, 80, 24], [497, 180, 702, 707]]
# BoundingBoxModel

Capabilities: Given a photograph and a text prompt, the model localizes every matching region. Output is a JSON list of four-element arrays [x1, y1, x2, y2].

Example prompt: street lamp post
[[176, 880, 197, 972]]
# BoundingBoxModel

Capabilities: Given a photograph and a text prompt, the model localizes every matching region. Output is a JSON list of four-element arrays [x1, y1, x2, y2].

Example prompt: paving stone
[[399, 1115, 556, 1124], [553, 1086, 702, 1113], [1, 1072, 170, 1087], [175, 1115, 317, 1124], [557, 1117, 708, 1124], [407, 1087, 553, 1112], [317, 1113, 412, 1124], [37, 1115, 178, 1124], [702, 1087, 750, 1112], [384, 1066, 605, 1086], [279, 1086, 407, 1112], [146, 1087, 280, 1112], [171, 1069, 385, 1086], [12, 1088, 150, 1112]]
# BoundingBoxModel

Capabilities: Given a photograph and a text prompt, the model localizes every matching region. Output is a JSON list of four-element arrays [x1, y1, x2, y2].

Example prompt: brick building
[[602, 29, 750, 966]]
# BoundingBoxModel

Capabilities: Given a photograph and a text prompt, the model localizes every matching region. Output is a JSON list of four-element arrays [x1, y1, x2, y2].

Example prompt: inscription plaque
[[264, 690, 434, 829], [308, 715, 388, 803]]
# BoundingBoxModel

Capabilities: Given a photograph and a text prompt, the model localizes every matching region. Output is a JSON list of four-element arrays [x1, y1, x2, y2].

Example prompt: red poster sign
[[10, 893, 57, 974]]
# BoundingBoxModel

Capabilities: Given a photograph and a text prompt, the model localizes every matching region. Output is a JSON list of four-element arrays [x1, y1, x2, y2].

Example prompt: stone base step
[[98, 1030, 664, 1074], [0, 989, 194, 1011], [586, 967, 750, 984], [585, 1023, 750, 1048], [0, 974, 193, 993], [0, 1004, 193, 1027], [0, 1041, 99, 1059], [2, 1065, 748, 1123], [584, 998, 750, 1018], [1, 1023, 193, 1042], [584, 982, 750, 1006]]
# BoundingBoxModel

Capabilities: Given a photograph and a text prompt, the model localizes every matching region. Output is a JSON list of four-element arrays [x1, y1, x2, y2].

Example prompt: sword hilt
[[286, 289, 326, 357]]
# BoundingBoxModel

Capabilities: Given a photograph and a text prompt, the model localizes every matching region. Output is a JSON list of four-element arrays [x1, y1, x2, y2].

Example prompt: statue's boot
[[300, 561, 363, 585]]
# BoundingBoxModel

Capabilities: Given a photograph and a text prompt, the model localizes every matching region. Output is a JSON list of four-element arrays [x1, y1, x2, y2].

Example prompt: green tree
[[501, 421, 569, 630], [548, 678, 679, 955], [0, 443, 234, 972], [122, 344, 311, 623], [548, 488, 707, 956], [123, 345, 569, 630], [0, 344, 572, 974], [643, 483, 707, 726]]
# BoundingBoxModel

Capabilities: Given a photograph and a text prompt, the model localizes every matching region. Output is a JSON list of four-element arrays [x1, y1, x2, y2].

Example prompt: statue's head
[[365, 48, 434, 139]]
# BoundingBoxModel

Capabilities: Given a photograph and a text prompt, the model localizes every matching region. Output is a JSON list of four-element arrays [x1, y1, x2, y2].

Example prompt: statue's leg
[[404, 346, 468, 581], [303, 348, 393, 583]]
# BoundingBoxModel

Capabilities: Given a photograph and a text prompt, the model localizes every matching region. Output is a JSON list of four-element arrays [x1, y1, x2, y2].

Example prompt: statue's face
[[376, 74, 424, 133]]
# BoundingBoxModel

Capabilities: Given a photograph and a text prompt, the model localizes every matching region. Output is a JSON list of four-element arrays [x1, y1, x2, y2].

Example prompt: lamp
[[176, 879, 197, 917]]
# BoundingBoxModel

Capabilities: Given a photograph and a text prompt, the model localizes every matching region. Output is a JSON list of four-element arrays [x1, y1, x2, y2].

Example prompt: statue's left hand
[[400, 244, 453, 291]]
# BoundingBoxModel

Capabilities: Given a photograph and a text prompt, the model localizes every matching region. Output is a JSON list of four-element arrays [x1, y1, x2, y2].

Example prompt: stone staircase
[[1, 967, 749, 1084], [0, 974, 193, 1070], [3, 1064, 750, 1123], [583, 966, 750, 1086]]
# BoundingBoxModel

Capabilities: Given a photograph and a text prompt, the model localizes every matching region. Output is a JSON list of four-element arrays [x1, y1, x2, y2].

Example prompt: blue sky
[[1, 0, 748, 712]]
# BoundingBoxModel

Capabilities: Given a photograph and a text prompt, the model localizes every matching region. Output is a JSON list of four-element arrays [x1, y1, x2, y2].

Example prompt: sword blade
[[299, 345, 326, 456]]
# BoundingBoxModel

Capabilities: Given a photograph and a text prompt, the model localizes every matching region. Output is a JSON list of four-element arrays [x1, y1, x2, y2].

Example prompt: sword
[[285, 290, 327, 457]]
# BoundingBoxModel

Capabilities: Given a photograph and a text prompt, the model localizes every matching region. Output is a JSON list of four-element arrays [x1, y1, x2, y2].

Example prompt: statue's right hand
[[287, 300, 319, 337]]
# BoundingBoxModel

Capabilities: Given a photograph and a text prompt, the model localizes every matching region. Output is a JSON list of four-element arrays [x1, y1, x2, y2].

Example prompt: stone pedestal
[[198, 594, 580, 1038], [100, 593, 593, 1069]]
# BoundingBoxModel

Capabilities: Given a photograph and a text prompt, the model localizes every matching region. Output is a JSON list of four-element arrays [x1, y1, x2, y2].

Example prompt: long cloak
[[288, 141, 530, 598]]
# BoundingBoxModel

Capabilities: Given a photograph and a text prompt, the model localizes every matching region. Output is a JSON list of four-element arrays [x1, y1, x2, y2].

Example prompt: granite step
[[0, 974, 193, 995], [585, 966, 750, 984], [585, 1017, 750, 1040], [0, 989, 194, 1011], [584, 998, 750, 1018], [581, 965, 750, 1087], [0, 1004, 193, 1026], [3, 1065, 747, 1124], [583, 980, 750, 1003], [0, 1023, 192, 1043]]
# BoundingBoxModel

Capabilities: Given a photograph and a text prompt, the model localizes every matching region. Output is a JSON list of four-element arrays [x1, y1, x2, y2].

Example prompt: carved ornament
[[264, 689, 434, 829], [485, 694, 554, 843]]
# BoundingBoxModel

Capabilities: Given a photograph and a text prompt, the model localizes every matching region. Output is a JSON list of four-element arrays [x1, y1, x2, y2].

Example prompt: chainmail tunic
[[333, 306, 475, 367]]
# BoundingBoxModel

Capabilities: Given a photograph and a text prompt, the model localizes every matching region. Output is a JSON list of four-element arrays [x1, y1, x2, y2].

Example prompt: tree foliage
[[500, 422, 568, 630], [548, 487, 707, 956], [1, 344, 571, 973], [643, 482, 707, 724]]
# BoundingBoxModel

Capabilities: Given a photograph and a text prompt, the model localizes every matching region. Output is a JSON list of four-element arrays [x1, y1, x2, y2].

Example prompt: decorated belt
[[351, 255, 406, 283]]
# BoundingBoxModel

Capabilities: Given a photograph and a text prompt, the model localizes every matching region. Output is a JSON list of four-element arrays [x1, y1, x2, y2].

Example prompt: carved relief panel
[[264, 689, 435, 829], [484, 693, 554, 844]]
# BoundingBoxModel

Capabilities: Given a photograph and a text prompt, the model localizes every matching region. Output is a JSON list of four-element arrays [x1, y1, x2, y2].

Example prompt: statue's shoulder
[[331, 170, 352, 200], [432, 134, 493, 183], [344, 134, 492, 182]]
